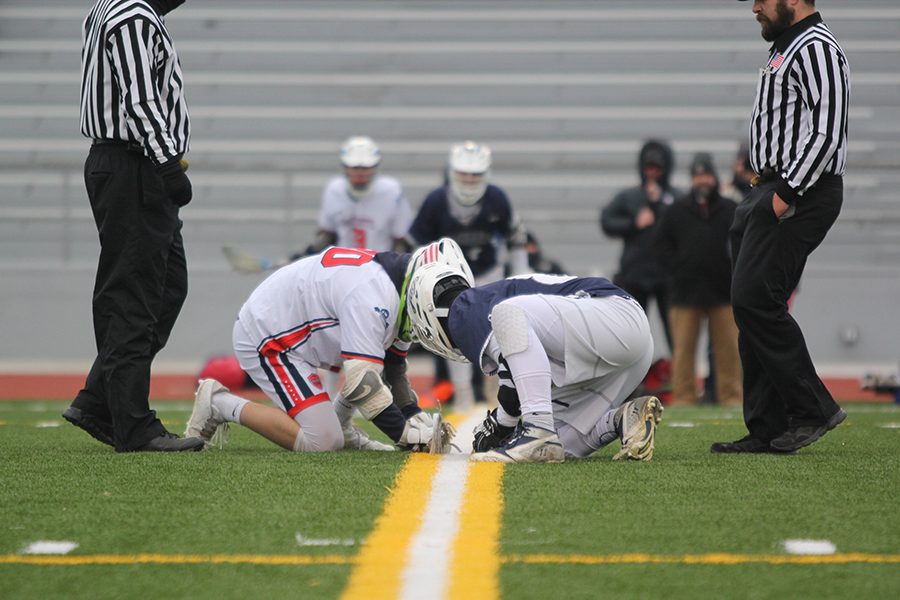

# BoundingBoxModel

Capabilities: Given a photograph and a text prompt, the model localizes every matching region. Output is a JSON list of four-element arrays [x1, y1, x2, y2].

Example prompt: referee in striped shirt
[[64, 0, 203, 452], [712, 0, 849, 454]]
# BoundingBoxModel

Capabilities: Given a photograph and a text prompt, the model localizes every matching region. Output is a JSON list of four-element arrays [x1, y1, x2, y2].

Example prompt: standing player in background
[[405, 264, 662, 464], [408, 141, 530, 410], [185, 246, 462, 453], [64, 0, 203, 452], [301, 136, 412, 256], [713, 0, 850, 454]]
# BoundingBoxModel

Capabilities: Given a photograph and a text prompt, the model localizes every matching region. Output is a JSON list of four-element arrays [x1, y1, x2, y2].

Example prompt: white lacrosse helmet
[[406, 238, 475, 288], [448, 141, 491, 206], [398, 238, 474, 343], [341, 136, 381, 198], [405, 262, 472, 363]]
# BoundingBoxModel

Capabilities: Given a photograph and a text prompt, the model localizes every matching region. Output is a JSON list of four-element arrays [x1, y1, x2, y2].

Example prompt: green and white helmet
[[405, 262, 472, 363], [398, 238, 474, 344]]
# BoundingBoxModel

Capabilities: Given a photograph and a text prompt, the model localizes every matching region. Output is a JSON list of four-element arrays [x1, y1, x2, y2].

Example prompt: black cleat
[[769, 409, 847, 453], [62, 406, 114, 447], [130, 433, 206, 452], [710, 435, 788, 454]]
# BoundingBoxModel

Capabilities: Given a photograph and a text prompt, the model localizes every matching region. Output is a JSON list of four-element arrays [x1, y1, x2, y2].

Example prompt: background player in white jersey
[[406, 265, 663, 463], [184, 246, 462, 453], [408, 141, 530, 410], [303, 136, 412, 256]]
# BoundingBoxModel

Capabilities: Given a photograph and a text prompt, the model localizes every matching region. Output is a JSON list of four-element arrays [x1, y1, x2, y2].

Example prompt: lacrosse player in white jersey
[[405, 265, 663, 463], [302, 136, 412, 256], [185, 239, 471, 453]]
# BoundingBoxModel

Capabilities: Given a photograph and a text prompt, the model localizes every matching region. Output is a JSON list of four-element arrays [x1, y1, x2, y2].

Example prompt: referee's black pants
[[71, 144, 188, 451], [729, 175, 843, 442]]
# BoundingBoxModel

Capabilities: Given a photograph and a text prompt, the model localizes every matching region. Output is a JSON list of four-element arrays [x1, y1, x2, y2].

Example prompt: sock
[[212, 391, 249, 424], [495, 405, 520, 428], [523, 411, 554, 431], [594, 407, 621, 447]]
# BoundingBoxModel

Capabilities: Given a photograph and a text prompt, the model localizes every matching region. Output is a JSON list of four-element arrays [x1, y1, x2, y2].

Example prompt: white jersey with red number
[[237, 248, 403, 369], [318, 175, 412, 251]]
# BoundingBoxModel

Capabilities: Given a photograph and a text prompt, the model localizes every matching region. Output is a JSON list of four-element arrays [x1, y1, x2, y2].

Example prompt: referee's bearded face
[[753, 0, 795, 42]]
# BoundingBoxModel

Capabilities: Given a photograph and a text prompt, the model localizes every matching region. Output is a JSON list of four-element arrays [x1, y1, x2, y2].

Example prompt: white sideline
[[399, 411, 483, 600]]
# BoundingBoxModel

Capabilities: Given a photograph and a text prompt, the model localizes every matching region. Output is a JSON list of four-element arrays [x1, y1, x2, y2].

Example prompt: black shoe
[[62, 406, 114, 447], [132, 433, 206, 452], [710, 435, 777, 454], [769, 409, 847, 453]]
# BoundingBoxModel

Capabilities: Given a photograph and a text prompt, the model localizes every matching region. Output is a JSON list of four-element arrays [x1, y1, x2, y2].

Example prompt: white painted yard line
[[399, 412, 483, 600], [20, 541, 78, 555], [784, 539, 837, 555]]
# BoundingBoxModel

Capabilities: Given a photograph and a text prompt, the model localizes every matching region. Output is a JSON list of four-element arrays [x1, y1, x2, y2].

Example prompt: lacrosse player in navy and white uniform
[[408, 141, 530, 410], [406, 265, 664, 463], [185, 239, 471, 453]]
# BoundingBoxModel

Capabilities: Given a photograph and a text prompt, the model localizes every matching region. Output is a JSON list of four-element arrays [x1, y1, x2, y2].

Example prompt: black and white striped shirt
[[749, 12, 850, 203], [79, 0, 190, 166]]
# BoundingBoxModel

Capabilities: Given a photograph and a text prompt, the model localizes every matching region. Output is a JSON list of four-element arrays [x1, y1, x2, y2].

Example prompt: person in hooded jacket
[[655, 154, 742, 407], [600, 140, 679, 351]]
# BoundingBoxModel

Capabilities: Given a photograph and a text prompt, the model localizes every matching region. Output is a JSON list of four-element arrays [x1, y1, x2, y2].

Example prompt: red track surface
[[0, 373, 890, 403]]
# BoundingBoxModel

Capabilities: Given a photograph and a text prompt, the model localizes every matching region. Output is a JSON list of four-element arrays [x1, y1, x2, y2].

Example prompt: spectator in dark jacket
[[656, 153, 742, 406], [601, 139, 678, 351]]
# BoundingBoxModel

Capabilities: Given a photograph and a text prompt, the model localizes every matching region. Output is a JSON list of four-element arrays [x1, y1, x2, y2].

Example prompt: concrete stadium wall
[[0, 0, 898, 376]]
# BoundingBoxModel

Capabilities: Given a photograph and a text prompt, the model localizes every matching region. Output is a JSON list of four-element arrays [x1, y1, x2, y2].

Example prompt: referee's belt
[[750, 168, 779, 187], [92, 138, 143, 152], [751, 168, 841, 188]]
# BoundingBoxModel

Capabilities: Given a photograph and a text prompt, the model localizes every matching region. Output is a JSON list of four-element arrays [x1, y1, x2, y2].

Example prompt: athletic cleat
[[472, 408, 517, 453], [471, 421, 564, 463], [427, 413, 456, 454], [185, 378, 230, 448], [343, 424, 395, 451], [613, 395, 663, 461]]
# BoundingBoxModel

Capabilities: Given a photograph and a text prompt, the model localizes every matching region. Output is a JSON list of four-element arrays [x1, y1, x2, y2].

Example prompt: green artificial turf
[[0, 401, 404, 599], [1, 401, 898, 599], [500, 405, 900, 599]]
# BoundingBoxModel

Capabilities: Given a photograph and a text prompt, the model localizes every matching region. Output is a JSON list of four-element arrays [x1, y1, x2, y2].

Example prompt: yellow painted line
[[0, 553, 353, 566], [504, 553, 900, 565], [4, 551, 899, 569], [449, 462, 504, 600], [340, 452, 441, 600]]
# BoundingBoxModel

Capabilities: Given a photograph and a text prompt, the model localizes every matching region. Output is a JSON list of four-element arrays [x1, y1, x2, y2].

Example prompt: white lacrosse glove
[[398, 413, 455, 454]]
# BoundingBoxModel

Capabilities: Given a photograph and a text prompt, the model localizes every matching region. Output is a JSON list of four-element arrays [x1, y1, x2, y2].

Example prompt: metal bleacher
[[1, 0, 898, 370]]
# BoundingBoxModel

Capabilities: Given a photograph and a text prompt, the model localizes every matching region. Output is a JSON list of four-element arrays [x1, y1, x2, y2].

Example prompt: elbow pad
[[341, 359, 392, 420]]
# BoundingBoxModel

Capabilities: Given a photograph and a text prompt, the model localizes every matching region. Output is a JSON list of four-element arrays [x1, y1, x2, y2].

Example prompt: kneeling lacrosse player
[[185, 239, 471, 453], [406, 266, 663, 463]]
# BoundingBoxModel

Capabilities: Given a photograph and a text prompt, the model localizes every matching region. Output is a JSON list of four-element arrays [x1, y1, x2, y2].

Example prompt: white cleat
[[613, 395, 663, 461], [471, 422, 564, 464], [343, 424, 395, 451], [185, 378, 230, 449]]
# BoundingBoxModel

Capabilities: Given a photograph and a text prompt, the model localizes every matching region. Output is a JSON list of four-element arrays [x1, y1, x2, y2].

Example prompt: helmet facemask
[[340, 136, 381, 199], [448, 141, 491, 206]]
